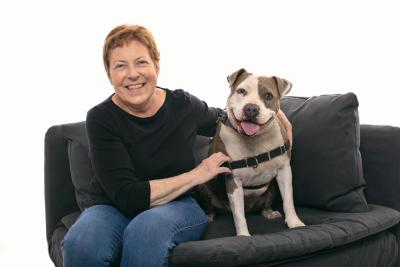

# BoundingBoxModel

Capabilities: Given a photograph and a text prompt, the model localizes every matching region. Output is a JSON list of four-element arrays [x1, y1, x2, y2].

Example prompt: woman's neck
[[112, 88, 166, 118]]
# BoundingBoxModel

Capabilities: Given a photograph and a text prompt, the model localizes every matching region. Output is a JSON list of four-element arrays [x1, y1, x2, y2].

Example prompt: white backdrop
[[0, 0, 399, 266]]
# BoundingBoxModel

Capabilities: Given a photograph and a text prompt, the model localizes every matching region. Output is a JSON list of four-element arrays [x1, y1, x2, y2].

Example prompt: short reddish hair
[[103, 24, 160, 74]]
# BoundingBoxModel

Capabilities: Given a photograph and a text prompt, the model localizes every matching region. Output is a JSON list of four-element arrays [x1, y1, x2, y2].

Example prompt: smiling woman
[[61, 24, 234, 267]]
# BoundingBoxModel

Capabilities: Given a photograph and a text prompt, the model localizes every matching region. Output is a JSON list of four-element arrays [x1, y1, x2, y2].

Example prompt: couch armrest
[[360, 124, 400, 211], [44, 125, 80, 246]]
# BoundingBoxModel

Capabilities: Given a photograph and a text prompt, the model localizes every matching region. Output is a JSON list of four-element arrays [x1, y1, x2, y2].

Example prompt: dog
[[197, 68, 305, 236]]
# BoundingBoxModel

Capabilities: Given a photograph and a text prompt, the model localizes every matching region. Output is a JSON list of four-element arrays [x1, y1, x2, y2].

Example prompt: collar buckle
[[245, 157, 259, 168]]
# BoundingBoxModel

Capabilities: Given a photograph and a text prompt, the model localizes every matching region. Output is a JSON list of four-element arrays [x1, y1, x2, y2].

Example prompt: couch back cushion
[[62, 122, 112, 210], [281, 93, 368, 212], [360, 124, 400, 212]]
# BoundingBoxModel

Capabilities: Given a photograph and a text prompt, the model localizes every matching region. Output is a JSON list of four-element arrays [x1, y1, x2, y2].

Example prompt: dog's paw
[[261, 209, 282, 220], [237, 231, 251, 236], [286, 218, 306, 228]]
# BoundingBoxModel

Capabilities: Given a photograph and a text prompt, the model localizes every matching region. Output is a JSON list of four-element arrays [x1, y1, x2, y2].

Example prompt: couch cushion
[[170, 205, 400, 267], [280, 93, 368, 212], [360, 124, 400, 212], [62, 122, 112, 210]]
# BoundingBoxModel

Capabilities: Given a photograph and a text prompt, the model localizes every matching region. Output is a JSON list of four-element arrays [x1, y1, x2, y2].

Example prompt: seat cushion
[[48, 205, 400, 267], [250, 230, 399, 267], [280, 93, 368, 212], [170, 205, 400, 267]]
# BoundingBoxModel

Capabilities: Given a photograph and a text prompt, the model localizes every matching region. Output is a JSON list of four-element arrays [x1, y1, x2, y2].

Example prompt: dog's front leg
[[276, 163, 305, 228], [226, 176, 250, 236]]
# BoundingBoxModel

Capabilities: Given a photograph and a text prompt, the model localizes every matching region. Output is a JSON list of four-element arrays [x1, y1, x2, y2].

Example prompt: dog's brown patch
[[273, 76, 292, 97], [209, 123, 229, 156], [257, 77, 281, 113], [225, 176, 238, 195], [227, 68, 252, 98]]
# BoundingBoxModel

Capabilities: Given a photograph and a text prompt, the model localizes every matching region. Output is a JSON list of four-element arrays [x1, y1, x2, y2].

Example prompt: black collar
[[221, 141, 290, 170]]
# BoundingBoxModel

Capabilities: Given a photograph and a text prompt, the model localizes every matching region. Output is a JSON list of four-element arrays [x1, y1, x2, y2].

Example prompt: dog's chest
[[233, 159, 280, 186], [219, 124, 287, 187]]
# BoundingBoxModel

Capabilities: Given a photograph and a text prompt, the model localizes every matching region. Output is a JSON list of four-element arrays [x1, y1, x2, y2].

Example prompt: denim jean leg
[[62, 205, 130, 267], [121, 196, 208, 267]]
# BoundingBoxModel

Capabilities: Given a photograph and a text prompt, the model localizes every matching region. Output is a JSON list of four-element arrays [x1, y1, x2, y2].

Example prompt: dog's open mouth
[[229, 110, 261, 136], [238, 121, 261, 136], [230, 109, 274, 137]]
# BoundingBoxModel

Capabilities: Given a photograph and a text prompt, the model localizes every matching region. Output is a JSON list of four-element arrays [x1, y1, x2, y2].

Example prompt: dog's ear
[[273, 76, 292, 97], [227, 68, 248, 88]]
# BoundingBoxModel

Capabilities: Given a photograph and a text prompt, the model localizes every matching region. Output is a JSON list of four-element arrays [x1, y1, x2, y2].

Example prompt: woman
[[62, 24, 292, 267]]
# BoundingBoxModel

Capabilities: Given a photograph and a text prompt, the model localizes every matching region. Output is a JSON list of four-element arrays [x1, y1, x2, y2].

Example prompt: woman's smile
[[126, 83, 145, 90]]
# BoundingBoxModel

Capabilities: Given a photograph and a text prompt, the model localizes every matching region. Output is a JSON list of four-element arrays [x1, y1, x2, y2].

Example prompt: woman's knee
[[124, 197, 207, 241], [121, 197, 208, 266], [62, 225, 110, 267], [62, 205, 129, 267]]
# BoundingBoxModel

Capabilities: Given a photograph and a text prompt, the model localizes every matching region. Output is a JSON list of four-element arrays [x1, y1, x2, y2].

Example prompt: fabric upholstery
[[280, 93, 368, 212], [44, 125, 80, 243], [360, 124, 400, 212], [249, 230, 398, 267], [62, 122, 111, 210], [170, 205, 400, 267]]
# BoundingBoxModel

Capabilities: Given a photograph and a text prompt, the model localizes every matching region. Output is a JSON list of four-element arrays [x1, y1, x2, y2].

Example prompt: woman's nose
[[126, 65, 140, 80]]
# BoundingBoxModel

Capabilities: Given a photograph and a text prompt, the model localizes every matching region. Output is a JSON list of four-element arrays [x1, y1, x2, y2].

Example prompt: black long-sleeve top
[[86, 88, 222, 217]]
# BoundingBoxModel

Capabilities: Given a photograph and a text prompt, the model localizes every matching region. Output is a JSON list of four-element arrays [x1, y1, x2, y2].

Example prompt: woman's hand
[[149, 152, 231, 206], [276, 109, 293, 147], [191, 152, 231, 185]]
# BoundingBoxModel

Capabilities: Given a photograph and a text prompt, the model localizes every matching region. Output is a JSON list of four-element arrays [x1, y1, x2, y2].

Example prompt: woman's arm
[[149, 152, 231, 206]]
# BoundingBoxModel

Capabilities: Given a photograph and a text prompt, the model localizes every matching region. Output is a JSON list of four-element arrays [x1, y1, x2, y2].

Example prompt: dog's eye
[[264, 93, 273, 101], [237, 88, 246, 95]]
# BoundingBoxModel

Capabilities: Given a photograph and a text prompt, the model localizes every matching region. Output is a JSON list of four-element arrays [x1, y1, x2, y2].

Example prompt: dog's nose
[[243, 104, 260, 119]]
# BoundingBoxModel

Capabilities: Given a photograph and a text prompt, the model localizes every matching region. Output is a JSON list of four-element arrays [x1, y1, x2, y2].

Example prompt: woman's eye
[[237, 88, 246, 95], [265, 93, 273, 100], [114, 64, 125, 69], [137, 60, 149, 65]]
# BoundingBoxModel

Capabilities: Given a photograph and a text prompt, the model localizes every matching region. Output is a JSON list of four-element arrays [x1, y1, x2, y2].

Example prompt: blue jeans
[[62, 196, 207, 267]]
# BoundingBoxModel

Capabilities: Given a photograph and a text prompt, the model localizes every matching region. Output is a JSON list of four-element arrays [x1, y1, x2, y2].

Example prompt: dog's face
[[226, 68, 292, 137]]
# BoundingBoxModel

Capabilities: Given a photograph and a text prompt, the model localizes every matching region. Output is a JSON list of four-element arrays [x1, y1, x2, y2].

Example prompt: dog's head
[[226, 68, 292, 137]]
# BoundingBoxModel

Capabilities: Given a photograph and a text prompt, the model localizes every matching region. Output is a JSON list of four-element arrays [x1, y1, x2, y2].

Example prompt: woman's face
[[108, 39, 159, 110]]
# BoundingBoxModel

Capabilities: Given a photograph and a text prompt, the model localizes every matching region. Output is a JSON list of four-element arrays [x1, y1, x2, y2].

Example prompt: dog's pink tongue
[[240, 122, 260, 136]]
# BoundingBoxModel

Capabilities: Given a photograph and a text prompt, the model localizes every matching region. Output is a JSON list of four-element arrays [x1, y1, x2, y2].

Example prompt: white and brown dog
[[197, 68, 305, 236]]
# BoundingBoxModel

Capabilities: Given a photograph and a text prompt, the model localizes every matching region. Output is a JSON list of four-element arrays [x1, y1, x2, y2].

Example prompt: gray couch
[[44, 93, 400, 267]]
